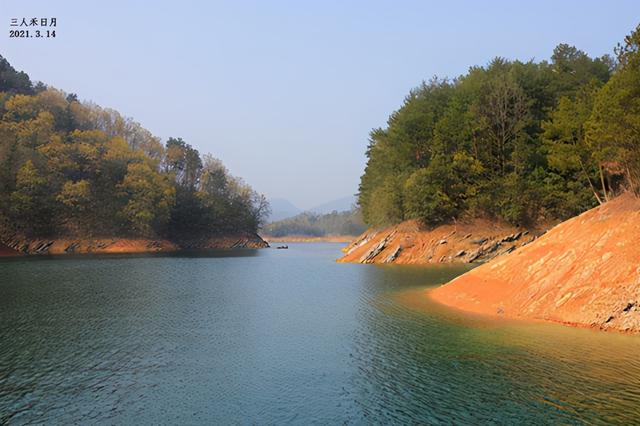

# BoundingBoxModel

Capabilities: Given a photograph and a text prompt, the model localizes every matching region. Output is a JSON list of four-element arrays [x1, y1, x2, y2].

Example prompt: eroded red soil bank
[[431, 194, 640, 333]]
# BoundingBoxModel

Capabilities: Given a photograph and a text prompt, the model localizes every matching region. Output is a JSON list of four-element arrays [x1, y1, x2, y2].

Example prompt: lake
[[1, 243, 639, 424]]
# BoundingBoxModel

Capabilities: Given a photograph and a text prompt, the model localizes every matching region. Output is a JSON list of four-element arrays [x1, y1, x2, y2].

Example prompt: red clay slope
[[431, 194, 640, 332]]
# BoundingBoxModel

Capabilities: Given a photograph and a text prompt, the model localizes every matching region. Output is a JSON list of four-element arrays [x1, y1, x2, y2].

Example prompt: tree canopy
[[359, 26, 640, 228], [0, 55, 269, 238]]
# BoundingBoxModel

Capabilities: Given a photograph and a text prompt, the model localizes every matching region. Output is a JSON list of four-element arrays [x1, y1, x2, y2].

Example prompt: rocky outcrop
[[383, 245, 402, 263], [359, 231, 396, 263], [338, 219, 545, 265], [0, 232, 268, 256], [0, 236, 176, 256], [431, 193, 640, 333]]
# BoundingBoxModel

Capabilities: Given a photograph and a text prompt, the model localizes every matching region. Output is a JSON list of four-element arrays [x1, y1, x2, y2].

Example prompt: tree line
[[0, 56, 269, 239], [359, 25, 640, 228], [264, 209, 366, 238]]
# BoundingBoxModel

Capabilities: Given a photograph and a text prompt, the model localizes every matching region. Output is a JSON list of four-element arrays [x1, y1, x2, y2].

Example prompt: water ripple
[[1, 247, 639, 424]]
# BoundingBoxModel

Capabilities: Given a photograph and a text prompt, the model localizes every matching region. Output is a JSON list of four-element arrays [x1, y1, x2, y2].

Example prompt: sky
[[1, 1, 639, 209]]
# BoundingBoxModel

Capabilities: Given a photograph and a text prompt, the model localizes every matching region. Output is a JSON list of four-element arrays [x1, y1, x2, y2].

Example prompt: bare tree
[[475, 76, 530, 174]]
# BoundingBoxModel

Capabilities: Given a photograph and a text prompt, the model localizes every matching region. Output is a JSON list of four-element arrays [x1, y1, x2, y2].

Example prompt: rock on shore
[[338, 219, 545, 265], [0, 233, 268, 256]]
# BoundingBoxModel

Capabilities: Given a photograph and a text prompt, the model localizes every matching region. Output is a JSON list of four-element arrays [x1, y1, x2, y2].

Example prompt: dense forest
[[264, 209, 366, 237], [0, 56, 269, 239], [359, 25, 640, 228]]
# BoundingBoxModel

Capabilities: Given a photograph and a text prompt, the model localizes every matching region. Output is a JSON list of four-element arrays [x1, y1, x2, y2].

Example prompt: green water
[[1, 243, 639, 424]]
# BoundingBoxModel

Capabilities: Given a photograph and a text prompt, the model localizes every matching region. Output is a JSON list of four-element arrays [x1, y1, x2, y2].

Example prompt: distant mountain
[[267, 198, 301, 223], [266, 195, 357, 223], [308, 195, 357, 215]]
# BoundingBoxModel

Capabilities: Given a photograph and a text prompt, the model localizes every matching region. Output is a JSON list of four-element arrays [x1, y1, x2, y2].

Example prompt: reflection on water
[[1, 243, 639, 424]]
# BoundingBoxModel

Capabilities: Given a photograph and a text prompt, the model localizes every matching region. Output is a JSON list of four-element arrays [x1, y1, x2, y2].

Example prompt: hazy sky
[[2, 0, 639, 209]]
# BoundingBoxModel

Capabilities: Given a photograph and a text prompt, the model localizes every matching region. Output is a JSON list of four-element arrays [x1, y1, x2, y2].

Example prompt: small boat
[[276, 245, 289, 250]]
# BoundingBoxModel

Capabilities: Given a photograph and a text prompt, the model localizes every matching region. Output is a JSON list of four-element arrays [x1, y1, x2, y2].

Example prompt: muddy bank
[[338, 219, 546, 265], [1, 233, 268, 256], [431, 194, 640, 333]]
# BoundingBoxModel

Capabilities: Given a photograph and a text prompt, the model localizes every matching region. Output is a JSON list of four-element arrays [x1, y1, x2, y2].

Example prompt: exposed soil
[[338, 219, 546, 265], [0, 233, 268, 256], [431, 194, 640, 333], [0, 242, 19, 257]]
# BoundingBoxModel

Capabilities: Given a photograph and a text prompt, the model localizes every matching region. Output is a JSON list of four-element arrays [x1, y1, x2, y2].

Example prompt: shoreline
[[0, 234, 269, 257], [338, 219, 547, 265], [427, 288, 639, 335]]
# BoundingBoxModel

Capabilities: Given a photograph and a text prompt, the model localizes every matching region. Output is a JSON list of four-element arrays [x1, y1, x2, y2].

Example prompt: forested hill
[[264, 209, 366, 238], [359, 25, 640, 229], [0, 56, 269, 240]]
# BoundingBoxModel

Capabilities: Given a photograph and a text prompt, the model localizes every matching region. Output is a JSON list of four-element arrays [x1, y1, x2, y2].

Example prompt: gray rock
[[501, 245, 516, 255], [383, 246, 402, 263], [467, 249, 482, 263], [360, 232, 395, 263], [483, 241, 501, 254]]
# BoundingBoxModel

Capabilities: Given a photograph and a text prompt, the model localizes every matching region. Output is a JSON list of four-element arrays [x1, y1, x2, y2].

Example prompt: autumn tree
[[9, 160, 54, 235], [0, 55, 269, 240]]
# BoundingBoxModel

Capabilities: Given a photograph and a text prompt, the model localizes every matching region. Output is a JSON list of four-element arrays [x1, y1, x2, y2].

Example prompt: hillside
[[431, 194, 640, 332], [354, 26, 640, 257], [267, 198, 301, 222], [0, 55, 269, 254]]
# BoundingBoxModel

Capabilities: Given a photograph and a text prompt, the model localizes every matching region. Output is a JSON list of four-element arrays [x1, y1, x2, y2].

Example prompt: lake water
[[1, 243, 640, 424]]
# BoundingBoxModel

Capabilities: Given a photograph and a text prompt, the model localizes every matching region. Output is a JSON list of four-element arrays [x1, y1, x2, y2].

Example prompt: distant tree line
[[0, 55, 269, 238], [264, 209, 366, 237], [359, 25, 640, 228]]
